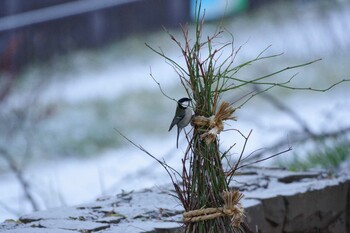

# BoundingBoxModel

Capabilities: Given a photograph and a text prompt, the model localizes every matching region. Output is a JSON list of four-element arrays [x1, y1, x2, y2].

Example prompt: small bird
[[168, 97, 192, 148]]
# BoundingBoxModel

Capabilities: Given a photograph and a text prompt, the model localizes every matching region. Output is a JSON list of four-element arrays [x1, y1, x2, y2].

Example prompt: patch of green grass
[[277, 139, 350, 171]]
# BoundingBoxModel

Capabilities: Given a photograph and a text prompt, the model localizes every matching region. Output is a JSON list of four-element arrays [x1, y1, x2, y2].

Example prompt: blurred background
[[0, 0, 349, 222]]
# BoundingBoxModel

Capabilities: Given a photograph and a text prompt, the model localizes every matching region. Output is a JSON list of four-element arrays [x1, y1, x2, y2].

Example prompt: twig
[[237, 147, 293, 169], [222, 59, 322, 92], [113, 128, 181, 184], [149, 67, 176, 102], [0, 148, 39, 212], [227, 130, 252, 183]]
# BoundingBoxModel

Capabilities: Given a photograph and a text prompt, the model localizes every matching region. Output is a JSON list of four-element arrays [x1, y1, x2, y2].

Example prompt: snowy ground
[[1, 1, 350, 222]]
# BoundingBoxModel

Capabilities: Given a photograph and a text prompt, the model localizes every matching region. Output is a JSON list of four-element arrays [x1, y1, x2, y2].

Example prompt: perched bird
[[168, 97, 193, 148]]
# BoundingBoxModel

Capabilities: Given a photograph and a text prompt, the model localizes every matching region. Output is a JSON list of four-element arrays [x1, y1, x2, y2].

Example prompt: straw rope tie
[[192, 101, 236, 144], [183, 190, 245, 228]]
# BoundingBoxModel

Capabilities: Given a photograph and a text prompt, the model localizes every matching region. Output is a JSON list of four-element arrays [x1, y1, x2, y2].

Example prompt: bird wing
[[168, 109, 185, 131]]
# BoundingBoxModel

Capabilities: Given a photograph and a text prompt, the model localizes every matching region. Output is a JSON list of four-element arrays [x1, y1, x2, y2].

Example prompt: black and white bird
[[168, 97, 192, 148]]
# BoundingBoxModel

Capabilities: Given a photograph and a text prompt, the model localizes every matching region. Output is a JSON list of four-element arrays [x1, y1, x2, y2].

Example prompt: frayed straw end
[[222, 190, 245, 228], [193, 101, 236, 144], [215, 101, 237, 122]]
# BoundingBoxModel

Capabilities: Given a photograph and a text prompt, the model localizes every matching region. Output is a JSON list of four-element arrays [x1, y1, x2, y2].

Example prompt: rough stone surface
[[1, 169, 349, 233]]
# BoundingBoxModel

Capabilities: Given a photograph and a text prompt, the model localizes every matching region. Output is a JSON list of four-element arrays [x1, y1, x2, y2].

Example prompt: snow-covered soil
[[1, 1, 350, 222]]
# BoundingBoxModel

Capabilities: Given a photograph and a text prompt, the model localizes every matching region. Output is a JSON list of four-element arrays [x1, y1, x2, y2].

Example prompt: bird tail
[[176, 127, 180, 148]]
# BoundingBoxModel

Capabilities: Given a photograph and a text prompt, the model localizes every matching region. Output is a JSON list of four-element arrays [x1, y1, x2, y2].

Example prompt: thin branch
[[235, 85, 276, 109], [114, 128, 181, 181], [149, 68, 176, 102], [274, 78, 350, 92], [237, 147, 293, 169], [239, 147, 266, 163], [145, 43, 189, 76], [0, 148, 39, 212], [222, 59, 322, 92], [227, 129, 253, 182]]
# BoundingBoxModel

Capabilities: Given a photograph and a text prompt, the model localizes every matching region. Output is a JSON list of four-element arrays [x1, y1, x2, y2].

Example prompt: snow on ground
[[1, 1, 350, 222]]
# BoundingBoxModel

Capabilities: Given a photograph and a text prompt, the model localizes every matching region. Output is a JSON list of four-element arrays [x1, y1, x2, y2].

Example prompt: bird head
[[178, 97, 191, 109]]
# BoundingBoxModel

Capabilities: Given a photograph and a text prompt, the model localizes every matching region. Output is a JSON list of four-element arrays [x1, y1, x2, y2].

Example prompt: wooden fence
[[0, 0, 189, 73]]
